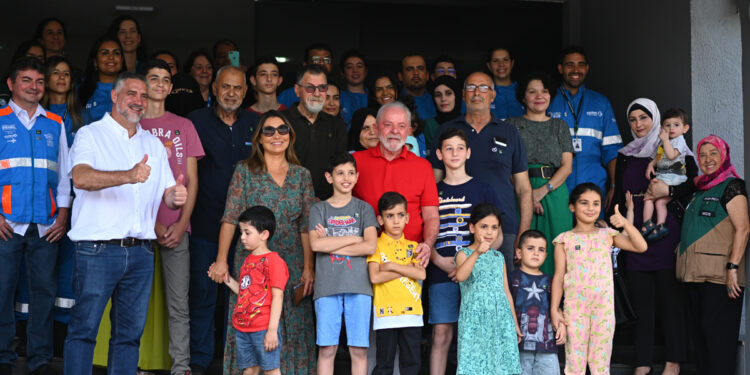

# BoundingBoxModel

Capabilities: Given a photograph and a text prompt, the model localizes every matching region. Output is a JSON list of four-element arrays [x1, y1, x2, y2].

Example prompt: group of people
[[2, 13, 748, 375]]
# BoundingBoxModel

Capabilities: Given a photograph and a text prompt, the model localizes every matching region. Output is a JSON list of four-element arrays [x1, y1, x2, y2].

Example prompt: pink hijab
[[694, 135, 740, 191]]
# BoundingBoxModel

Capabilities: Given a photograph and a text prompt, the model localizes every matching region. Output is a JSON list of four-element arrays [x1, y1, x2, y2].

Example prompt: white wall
[[691, 0, 744, 176]]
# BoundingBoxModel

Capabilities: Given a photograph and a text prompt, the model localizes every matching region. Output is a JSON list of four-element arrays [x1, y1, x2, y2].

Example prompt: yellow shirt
[[367, 233, 423, 318]]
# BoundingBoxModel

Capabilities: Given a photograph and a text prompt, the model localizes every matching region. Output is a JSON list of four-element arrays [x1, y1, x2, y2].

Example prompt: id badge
[[572, 137, 583, 153]]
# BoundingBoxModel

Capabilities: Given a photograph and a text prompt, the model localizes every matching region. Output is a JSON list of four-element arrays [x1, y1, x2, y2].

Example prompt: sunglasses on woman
[[261, 124, 291, 137]]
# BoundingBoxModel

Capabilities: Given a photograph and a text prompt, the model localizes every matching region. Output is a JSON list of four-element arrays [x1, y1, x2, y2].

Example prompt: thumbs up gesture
[[609, 204, 627, 229], [173, 174, 188, 207], [129, 154, 151, 183]]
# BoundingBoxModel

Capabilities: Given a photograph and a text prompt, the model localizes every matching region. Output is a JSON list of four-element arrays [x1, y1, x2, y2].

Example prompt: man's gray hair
[[376, 101, 411, 125], [113, 71, 146, 92], [215, 65, 247, 83]]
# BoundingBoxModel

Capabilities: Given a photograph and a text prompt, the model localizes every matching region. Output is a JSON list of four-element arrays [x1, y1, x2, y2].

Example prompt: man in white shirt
[[0, 56, 70, 375], [64, 71, 187, 375]]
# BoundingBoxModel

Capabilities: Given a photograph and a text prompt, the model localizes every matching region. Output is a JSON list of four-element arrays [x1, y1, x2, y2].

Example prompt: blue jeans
[[0, 224, 58, 371], [64, 241, 154, 375], [189, 236, 219, 368]]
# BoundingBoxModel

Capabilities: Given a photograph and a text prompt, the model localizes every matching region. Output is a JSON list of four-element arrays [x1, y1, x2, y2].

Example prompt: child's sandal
[[641, 219, 656, 237], [646, 223, 669, 241]]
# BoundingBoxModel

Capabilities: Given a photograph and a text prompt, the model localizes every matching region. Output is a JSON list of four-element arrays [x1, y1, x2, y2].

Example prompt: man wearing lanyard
[[548, 46, 622, 209]]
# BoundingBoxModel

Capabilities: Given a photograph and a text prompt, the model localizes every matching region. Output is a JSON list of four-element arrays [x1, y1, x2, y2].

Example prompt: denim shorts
[[428, 282, 460, 324], [519, 350, 560, 375], [235, 328, 281, 371], [314, 293, 371, 347]]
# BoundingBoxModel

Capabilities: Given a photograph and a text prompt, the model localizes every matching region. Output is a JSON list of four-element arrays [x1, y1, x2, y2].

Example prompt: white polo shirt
[[68, 113, 175, 241]]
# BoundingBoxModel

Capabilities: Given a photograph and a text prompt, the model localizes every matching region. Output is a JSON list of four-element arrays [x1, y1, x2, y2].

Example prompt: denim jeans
[[0, 224, 58, 372], [64, 241, 154, 375]]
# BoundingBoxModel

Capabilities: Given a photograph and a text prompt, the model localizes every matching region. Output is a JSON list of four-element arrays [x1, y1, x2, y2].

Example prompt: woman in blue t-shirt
[[78, 35, 125, 125]]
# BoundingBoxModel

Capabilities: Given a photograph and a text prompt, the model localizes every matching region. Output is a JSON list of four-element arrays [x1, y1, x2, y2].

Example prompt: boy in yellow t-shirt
[[367, 192, 426, 375]]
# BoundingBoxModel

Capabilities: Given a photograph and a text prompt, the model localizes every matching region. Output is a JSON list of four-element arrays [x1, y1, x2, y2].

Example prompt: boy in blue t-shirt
[[309, 152, 378, 375], [510, 230, 565, 374], [428, 127, 503, 374]]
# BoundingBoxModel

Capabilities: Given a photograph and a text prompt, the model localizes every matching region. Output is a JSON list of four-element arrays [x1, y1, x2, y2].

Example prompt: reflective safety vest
[[0, 106, 63, 225]]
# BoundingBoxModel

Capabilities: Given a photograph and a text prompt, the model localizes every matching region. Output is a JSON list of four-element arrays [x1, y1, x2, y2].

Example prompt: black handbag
[[612, 248, 638, 326]]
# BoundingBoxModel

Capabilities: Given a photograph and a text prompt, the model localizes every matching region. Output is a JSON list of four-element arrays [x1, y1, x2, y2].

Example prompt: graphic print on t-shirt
[[235, 257, 269, 325], [326, 213, 360, 269], [147, 127, 186, 165], [436, 194, 472, 254]]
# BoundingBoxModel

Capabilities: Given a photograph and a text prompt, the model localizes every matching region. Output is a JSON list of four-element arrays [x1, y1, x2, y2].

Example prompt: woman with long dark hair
[[108, 15, 147, 73], [78, 35, 125, 124]]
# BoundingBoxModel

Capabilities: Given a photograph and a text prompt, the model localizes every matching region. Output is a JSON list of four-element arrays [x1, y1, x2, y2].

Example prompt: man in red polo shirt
[[353, 101, 438, 266]]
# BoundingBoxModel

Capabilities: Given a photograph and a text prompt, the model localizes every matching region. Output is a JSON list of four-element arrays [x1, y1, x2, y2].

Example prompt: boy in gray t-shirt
[[309, 152, 378, 375]]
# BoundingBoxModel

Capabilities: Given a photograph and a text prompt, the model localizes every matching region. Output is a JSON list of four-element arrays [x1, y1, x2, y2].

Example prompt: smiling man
[[548, 46, 622, 209], [282, 64, 347, 200], [140, 59, 205, 375], [65, 71, 187, 374], [186, 65, 258, 374], [0, 56, 71, 375], [429, 71, 532, 272]]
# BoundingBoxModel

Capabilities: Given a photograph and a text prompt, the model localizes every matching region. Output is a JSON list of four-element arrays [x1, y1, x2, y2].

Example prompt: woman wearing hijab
[[506, 72, 573, 275], [424, 75, 462, 151], [677, 135, 748, 375], [348, 107, 378, 152], [611, 98, 693, 375]]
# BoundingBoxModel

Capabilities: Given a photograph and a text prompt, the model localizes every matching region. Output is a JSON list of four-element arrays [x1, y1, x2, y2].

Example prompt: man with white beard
[[352, 101, 438, 266], [282, 65, 347, 200]]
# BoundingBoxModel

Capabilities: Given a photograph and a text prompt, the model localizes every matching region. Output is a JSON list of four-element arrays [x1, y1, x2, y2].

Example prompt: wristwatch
[[726, 262, 740, 270], [546, 183, 554, 192]]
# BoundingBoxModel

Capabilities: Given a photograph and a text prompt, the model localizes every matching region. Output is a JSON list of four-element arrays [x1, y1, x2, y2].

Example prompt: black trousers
[[686, 282, 744, 375], [373, 327, 422, 375], [627, 269, 687, 366]]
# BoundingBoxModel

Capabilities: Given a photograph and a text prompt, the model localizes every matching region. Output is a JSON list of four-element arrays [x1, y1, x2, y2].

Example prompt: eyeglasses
[[464, 84, 492, 93], [436, 68, 456, 75], [311, 56, 332, 65], [261, 124, 291, 137], [296, 83, 328, 93]]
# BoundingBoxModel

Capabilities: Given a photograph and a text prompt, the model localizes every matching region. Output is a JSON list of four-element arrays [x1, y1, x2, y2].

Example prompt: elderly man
[[0, 56, 70, 375], [399, 54, 435, 121], [548, 46, 622, 208], [64, 71, 187, 374], [187, 65, 258, 374], [282, 65, 347, 200], [353, 101, 438, 263], [278, 43, 334, 108], [429, 71, 532, 271]]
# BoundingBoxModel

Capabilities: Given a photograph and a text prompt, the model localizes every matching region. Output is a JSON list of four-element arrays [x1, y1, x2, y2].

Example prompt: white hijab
[[618, 98, 661, 158]]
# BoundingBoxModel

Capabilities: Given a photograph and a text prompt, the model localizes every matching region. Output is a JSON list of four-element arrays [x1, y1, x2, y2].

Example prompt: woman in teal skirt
[[507, 72, 573, 275]]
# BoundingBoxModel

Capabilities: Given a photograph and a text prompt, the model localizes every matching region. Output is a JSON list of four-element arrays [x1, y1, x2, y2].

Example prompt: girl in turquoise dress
[[455, 203, 522, 375]]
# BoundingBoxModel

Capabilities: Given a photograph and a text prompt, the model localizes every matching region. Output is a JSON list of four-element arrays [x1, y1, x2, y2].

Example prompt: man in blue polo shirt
[[399, 54, 436, 121], [278, 43, 333, 108], [339, 50, 368, 127], [486, 47, 525, 120], [548, 46, 622, 208], [187, 65, 259, 374], [429, 71, 532, 272]]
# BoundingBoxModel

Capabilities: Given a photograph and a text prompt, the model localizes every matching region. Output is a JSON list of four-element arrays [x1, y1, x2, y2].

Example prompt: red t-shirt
[[140, 112, 205, 230], [233, 251, 289, 332], [353, 145, 439, 243]]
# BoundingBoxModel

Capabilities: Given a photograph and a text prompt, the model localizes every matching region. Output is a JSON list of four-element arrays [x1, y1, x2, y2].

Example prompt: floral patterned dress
[[456, 247, 521, 375], [221, 162, 317, 375]]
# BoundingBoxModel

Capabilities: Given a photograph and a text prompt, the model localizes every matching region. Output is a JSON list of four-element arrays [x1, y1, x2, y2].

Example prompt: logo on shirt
[[1, 124, 16, 132], [240, 275, 251, 289], [327, 215, 356, 226], [586, 111, 603, 117], [44, 133, 55, 147]]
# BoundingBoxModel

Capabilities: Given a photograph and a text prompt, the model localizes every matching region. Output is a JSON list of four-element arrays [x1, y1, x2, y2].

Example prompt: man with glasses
[[486, 47, 525, 120], [399, 53, 435, 121], [186, 65, 259, 375], [282, 65, 347, 200], [278, 43, 334, 108], [428, 71, 532, 271], [431, 56, 458, 80]]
